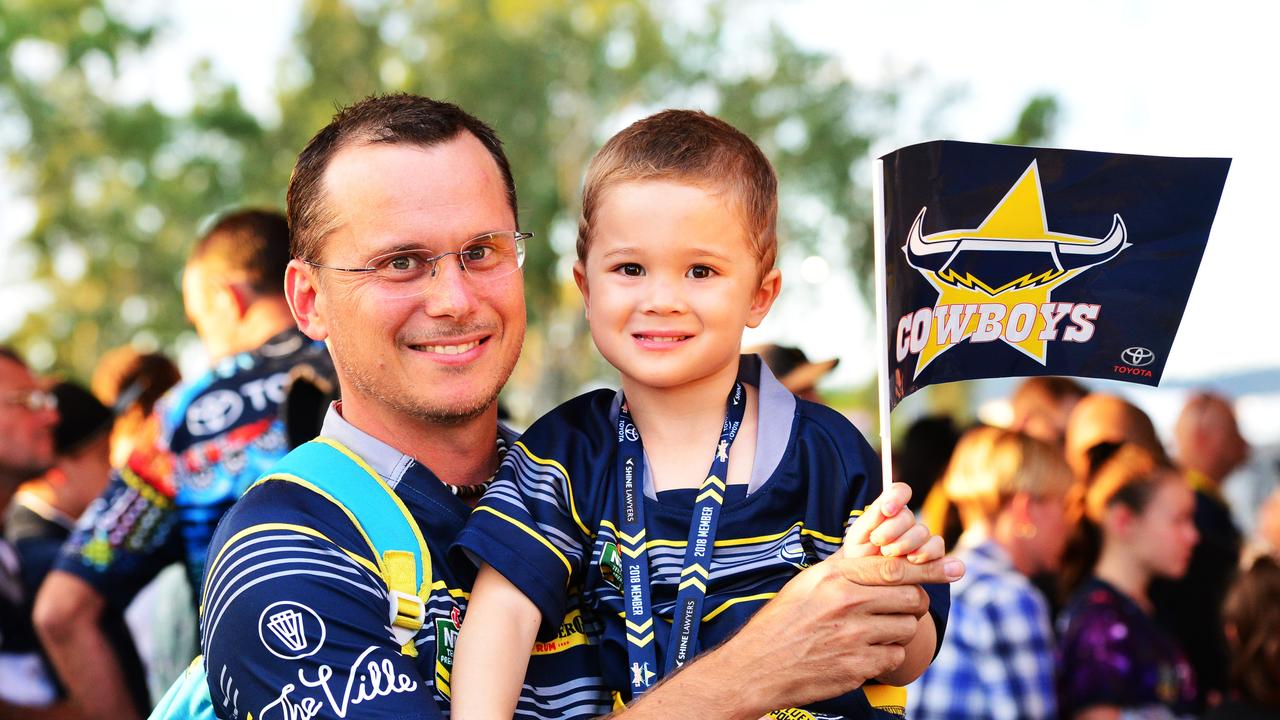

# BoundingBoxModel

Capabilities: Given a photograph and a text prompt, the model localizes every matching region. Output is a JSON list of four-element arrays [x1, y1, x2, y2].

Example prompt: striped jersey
[[200, 406, 609, 720], [455, 357, 950, 718], [56, 329, 333, 608]]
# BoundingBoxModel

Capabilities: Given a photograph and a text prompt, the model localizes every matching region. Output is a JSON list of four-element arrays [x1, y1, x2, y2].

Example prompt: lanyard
[[615, 382, 746, 695]]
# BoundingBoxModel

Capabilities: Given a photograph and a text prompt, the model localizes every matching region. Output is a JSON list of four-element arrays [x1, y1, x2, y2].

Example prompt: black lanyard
[[615, 382, 746, 695]]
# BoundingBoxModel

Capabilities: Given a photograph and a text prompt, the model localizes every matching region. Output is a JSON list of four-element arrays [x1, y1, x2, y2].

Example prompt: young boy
[[452, 110, 950, 718]]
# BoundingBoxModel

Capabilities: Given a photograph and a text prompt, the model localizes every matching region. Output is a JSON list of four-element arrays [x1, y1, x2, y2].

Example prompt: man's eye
[[687, 265, 714, 279], [616, 263, 644, 277], [376, 253, 427, 274], [462, 245, 492, 262]]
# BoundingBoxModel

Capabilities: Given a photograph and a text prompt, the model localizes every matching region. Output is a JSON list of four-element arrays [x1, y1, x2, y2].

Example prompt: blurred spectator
[[1057, 444, 1199, 719], [895, 415, 962, 513], [1154, 392, 1246, 706], [1010, 376, 1086, 448], [909, 429, 1072, 720], [33, 209, 332, 720], [1206, 556, 1280, 720], [0, 346, 66, 715], [90, 348, 181, 467], [1064, 392, 1166, 482], [4, 382, 149, 713], [1247, 488, 1280, 563], [749, 343, 837, 402], [916, 421, 979, 551]]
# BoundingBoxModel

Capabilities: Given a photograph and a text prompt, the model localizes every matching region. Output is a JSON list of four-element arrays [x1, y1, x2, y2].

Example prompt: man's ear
[[224, 281, 252, 319], [286, 259, 328, 340], [572, 260, 590, 320], [1008, 492, 1035, 524], [746, 267, 782, 329]]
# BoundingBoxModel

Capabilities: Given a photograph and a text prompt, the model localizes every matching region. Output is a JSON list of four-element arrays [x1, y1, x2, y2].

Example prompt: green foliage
[[0, 0, 1054, 420]]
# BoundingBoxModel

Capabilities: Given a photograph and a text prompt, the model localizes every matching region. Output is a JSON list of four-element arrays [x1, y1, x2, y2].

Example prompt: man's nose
[[421, 257, 478, 318]]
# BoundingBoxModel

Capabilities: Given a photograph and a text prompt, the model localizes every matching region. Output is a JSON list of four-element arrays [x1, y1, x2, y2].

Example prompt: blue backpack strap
[[251, 437, 431, 656]]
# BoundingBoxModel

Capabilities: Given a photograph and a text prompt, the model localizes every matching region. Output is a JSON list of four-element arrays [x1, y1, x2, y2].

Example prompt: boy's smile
[[574, 180, 781, 395]]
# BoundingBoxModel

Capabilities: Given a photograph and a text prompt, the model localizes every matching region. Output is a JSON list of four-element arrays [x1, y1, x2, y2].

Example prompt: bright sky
[[4, 0, 1277, 406]]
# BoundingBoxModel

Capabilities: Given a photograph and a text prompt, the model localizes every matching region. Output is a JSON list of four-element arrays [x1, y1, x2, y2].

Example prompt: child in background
[[452, 109, 951, 718], [1057, 443, 1200, 719]]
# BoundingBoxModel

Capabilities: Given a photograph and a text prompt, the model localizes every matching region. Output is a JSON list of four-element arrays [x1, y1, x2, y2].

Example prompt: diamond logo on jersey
[[257, 601, 326, 660], [599, 541, 623, 590]]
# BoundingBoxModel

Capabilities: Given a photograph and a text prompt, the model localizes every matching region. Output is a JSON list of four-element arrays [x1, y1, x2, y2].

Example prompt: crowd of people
[[901, 376, 1280, 719], [0, 91, 1275, 720]]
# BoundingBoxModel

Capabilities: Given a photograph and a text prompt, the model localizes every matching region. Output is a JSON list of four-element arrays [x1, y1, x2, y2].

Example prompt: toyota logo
[[1121, 347, 1155, 367]]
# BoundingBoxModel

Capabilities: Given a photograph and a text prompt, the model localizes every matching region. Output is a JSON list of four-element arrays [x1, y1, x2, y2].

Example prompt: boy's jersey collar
[[608, 353, 796, 499]]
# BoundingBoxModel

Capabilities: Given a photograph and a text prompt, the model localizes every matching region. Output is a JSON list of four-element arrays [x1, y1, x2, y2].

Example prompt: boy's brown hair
[[577, 110, 778, 274]]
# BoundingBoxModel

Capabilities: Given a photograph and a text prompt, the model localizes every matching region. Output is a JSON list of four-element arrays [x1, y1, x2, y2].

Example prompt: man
[[6, 382, 150, 714], [1159, 392, 1247, 706], [751, 343, 838, 402], [1063, 392, 1165, 482], [1009, 376, 1086, 448], [34, 210, 334, 720], [0, 347, 74, 718], [200, 94, 961, 720]]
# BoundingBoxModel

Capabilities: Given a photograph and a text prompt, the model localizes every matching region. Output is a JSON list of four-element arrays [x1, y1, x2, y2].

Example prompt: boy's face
[[574, 180, 780, 394]]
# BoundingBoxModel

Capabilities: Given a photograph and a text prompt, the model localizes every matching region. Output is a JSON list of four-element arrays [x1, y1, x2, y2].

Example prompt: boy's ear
[[286, 259, 328, 341], [746, 267, 782, 329], [572, 260, 590, 318]]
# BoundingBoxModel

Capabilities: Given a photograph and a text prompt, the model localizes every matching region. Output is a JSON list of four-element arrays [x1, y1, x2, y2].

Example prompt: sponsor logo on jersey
[[434, 615, 459, 698], [532, 609, 590, 656], [600, 541, 623, 590], [258, 601, 326, 660], [896, 161, 1129, 379]]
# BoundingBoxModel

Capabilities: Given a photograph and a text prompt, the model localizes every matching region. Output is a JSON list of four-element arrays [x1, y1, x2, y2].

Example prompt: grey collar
[[609, 354, 796, 500], [319, 403, 418, 489]]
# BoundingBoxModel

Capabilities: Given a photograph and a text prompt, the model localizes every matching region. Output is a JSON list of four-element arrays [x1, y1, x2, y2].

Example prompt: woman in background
[[1057, 444, 1199, 719], [909, 428, 1072, 720]]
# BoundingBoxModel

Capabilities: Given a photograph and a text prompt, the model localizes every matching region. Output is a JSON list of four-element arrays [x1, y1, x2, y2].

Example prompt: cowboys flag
[[878, 140, 1229, 410]]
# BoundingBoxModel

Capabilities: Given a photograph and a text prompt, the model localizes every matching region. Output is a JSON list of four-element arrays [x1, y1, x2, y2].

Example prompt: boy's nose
[[641, 276, 689, 315]]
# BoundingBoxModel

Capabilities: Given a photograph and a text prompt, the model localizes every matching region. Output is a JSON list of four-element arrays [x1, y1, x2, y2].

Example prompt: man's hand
[[617, 554, 963, 720]]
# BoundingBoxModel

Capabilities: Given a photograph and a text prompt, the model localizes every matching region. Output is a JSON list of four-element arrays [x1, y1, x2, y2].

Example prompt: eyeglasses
[[0, 389, 58, 413], [303, 230, 531, 299]]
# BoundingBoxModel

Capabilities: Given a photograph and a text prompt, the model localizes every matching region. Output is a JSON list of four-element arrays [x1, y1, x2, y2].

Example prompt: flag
[[876, 140, 1229, 411]]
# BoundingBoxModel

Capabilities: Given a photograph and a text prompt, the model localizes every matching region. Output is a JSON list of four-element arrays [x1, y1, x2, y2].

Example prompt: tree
[[0, 0, 1052, 421]]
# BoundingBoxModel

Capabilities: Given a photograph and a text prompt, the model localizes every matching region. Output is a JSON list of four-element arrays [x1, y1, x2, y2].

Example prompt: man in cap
[[198, 93, 961, 720], [752, 343, 839, 402], [34, 210, 333, 720]]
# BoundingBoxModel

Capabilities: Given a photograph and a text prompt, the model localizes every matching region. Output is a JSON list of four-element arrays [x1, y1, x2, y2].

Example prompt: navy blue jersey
[[200, 408, 609, 720], [456, 357, 950, 717], [56, 330, 333, 609]]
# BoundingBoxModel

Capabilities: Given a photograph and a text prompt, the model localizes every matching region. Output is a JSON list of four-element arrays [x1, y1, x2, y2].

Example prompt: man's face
[[0, 358, 58, 482], [292, 135, 526, 428]]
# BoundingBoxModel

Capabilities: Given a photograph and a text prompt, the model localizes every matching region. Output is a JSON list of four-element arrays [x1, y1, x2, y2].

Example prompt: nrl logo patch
[[600, 541, 623, 591], [897, 160, 1130, 379]]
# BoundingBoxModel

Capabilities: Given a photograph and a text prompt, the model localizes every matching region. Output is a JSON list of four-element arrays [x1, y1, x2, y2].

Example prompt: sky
[[3, 0, 1278, 438]]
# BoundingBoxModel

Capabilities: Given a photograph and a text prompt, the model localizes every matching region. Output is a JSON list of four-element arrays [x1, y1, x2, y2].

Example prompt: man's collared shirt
[[200, 405, 609, 720]]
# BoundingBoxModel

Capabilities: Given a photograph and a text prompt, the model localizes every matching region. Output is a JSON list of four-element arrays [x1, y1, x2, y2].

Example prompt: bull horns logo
[[898, 160, 1130, 375]]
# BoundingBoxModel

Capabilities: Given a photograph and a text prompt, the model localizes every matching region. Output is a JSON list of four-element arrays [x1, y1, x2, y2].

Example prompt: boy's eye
[[616, 263, 644, 277], [686, 265, 715, 279]]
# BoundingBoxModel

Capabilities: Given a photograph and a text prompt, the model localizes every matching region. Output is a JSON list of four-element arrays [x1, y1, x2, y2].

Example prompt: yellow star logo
[[902, 161, 1128, 378]]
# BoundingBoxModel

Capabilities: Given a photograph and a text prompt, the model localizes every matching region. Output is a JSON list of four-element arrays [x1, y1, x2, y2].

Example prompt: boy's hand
[[844, 482, 944, 564]]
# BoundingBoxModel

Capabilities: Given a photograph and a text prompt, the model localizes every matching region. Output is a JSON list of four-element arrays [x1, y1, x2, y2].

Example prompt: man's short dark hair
[[190, 209, 291, 297], [287, 93, 517, 262]]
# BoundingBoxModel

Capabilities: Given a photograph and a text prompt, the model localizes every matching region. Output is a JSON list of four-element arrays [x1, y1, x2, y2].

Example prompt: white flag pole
[[872, 158, 893, 492]]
